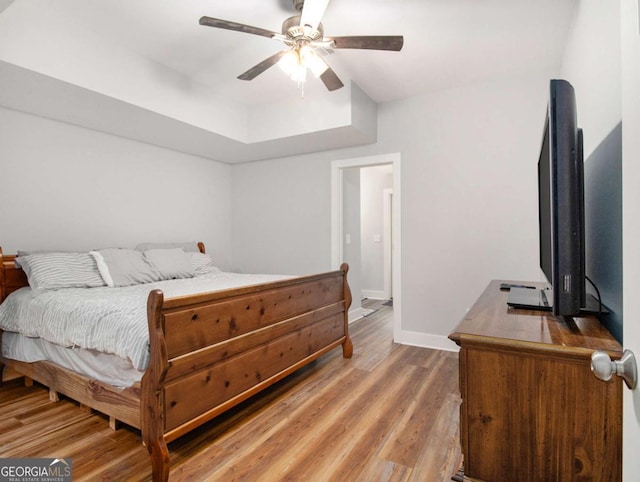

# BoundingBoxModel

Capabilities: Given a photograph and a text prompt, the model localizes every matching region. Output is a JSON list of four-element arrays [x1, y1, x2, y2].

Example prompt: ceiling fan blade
[[300, 0, 330, 30], [199, 16, 280, 40], [329, 35, 404, 51], [237, 50, 287, 81], [319, 66, 344, 91]]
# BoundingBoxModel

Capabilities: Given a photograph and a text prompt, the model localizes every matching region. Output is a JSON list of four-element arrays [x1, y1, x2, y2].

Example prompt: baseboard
[[394, 330, 460, 352], [361, 290, 386, 300]]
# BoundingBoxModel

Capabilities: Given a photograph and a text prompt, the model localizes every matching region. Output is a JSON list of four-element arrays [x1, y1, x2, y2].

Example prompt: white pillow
[[90, 249, 161, 287], [144, 248, 194, 280]]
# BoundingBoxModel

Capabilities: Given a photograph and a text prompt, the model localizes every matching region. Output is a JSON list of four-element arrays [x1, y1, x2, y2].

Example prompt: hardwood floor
[[0, 300, 462, 481]]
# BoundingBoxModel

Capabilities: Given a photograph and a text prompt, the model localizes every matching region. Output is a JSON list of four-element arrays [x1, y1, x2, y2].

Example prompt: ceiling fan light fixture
[[291, 63, 308, 83], [300, 45, 328, 77], [199, 0, 403, 93], [278, 46, 326, 84], [277, 49, 300, 77], [278, 49, 306, 83]]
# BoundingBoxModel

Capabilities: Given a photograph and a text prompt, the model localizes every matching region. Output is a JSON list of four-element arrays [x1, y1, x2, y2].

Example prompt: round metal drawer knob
[[591, 349, 637, 390]]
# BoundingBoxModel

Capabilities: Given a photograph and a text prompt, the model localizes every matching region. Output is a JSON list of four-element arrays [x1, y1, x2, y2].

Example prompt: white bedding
[[1, 332, 145, 387], [0, 271, 289, 376]]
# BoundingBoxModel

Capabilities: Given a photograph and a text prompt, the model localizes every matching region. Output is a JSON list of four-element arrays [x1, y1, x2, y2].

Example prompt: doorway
[[359, 165, 393, 302], [331, 153, 402, 341]]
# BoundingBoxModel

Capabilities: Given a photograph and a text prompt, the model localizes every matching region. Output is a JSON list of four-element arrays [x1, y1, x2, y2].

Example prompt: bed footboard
[[141, 264, 352, 481]]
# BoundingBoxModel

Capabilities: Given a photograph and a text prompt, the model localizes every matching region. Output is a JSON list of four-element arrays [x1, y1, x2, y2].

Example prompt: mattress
[[0, 271, 289, 386]]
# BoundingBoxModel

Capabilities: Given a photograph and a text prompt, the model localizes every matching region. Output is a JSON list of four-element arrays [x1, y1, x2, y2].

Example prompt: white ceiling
[[0, 0, 578, 162]]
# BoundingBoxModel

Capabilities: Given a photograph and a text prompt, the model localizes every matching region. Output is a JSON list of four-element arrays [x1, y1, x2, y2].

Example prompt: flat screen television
[[540, 79, 586, 315], [508, 79, 591, 317]]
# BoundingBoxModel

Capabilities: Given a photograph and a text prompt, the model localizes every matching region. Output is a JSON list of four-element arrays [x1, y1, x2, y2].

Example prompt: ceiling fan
[[199, 0, 404, 92]]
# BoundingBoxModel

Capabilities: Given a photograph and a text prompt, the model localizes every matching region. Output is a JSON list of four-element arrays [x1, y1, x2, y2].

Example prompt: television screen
[[538, 116, 552, 286]]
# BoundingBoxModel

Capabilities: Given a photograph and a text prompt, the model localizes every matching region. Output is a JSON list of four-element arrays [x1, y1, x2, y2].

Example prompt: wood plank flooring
[[0, 300, 462, 481]]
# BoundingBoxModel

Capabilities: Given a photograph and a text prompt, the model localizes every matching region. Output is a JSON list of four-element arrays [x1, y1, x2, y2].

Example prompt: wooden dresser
[[449, 280, 622, 482]]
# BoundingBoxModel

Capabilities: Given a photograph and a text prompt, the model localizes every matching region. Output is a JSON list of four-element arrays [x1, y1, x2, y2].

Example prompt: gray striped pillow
[[17, 253, 106, 291]]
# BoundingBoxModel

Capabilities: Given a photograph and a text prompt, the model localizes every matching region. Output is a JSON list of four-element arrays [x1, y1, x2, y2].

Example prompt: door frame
[[621, 0, 640, 475], [331, 153, 402, 341], [383, 188, 393, 301]]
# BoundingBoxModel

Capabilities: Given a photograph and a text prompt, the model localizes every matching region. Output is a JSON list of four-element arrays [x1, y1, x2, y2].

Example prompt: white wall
[[231, 71, 553, 345], [561, 0, 622, 156], [0, 106, 233, 269], [231, 154, 333, 276]]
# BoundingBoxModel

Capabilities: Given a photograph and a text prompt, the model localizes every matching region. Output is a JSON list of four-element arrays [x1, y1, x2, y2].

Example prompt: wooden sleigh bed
[[0, 244, 353, 481]]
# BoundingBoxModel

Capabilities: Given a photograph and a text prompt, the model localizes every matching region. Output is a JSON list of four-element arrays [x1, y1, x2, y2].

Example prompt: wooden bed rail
[[141, 264, 352, 481], [0, 247, 28, 303], [0, 247, 4, 302]]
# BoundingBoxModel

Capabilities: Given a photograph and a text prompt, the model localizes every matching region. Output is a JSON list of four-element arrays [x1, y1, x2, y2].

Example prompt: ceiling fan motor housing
[[282, 15, 323, 41]]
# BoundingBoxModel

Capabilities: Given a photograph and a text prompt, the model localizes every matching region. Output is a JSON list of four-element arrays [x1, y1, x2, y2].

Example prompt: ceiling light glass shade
[[290, 63, 307, 83], [278, 49, 300, 76], [278, 45, 326, 85], [299, 45, 328, 77]]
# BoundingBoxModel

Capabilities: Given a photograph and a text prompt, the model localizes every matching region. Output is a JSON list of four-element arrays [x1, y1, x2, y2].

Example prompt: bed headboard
[[0, 242, 207, 303], [0, 248, 28, 303]]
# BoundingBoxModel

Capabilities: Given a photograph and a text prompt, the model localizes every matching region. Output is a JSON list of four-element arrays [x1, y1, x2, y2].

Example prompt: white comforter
[[0, 271, 289, 370]]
